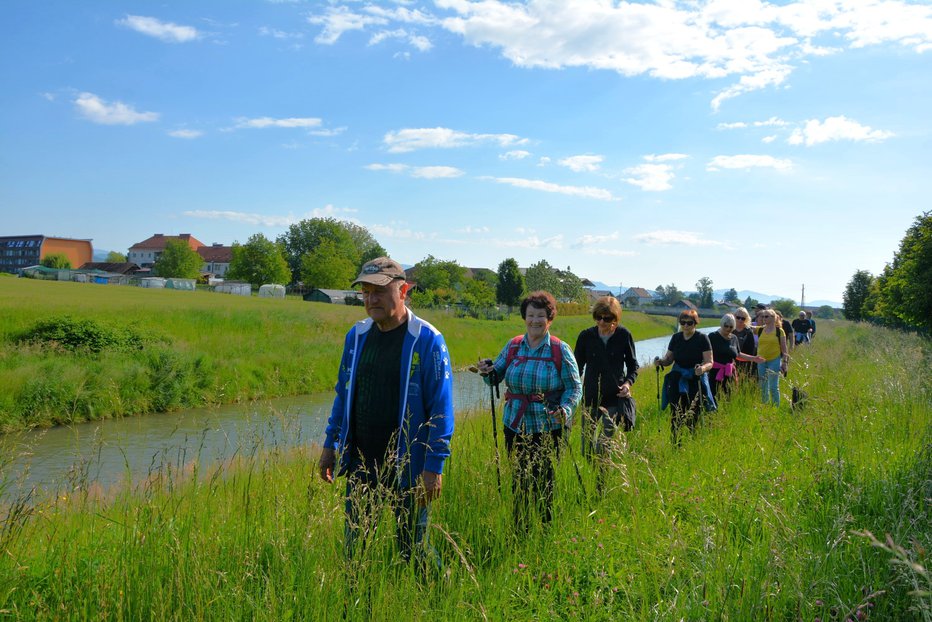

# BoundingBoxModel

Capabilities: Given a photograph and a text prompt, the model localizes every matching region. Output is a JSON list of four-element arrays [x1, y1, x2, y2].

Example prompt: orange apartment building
[[0, 235, 93, 274]]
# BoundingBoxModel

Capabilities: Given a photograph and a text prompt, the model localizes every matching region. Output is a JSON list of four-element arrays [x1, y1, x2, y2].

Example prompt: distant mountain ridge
[[588, 283, 840, 308]]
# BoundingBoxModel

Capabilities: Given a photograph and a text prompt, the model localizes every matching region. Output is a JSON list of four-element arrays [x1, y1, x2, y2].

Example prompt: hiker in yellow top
[[755, 309, 788, 406]]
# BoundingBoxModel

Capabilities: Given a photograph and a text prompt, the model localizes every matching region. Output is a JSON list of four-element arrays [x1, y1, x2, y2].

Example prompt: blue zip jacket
[[324, 308, 454, 489]]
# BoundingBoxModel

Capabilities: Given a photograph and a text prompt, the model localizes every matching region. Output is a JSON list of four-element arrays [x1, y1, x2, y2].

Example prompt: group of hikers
[[317, 256, 815, 569]]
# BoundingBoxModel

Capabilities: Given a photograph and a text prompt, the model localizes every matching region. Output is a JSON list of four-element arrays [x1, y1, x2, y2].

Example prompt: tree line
[[842, 211, 931, 332]]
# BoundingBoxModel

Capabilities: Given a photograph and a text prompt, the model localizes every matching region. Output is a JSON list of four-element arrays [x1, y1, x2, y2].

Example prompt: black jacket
[[573, 325, 638, 408]]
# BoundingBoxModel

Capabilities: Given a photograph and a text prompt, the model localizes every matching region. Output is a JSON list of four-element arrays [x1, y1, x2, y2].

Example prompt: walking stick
[[488, 370, 503, 493]]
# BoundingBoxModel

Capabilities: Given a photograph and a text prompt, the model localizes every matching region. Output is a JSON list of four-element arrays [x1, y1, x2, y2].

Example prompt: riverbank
[[1, 321, 928, 619], [0, 278, 677, 432]]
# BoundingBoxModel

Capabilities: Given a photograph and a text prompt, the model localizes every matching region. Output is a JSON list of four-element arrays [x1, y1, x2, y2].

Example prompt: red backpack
[[504, 335, 564, 375]]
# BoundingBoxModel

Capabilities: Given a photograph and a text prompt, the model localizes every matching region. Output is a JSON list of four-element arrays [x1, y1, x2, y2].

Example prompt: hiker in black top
[[351, 320, 406, 467], [708, 313, 765, 399], [654, 310, 714, 446], [792, 311, 812, 345], [732, 307, 758, 382], [573, 296, 638, 473]]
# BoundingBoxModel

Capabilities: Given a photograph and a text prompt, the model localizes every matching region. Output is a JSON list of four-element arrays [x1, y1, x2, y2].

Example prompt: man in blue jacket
[[318, 257, 454, 564]]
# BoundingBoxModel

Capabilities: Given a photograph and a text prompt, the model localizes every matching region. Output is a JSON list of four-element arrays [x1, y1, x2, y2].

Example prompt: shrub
[[16, 316, 147, 353]]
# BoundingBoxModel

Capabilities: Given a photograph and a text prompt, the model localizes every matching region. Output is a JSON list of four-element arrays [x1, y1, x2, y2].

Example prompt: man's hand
[[419, 470, 443, 506], [617, 382, 631, 398], [318, 447, 336, 484]]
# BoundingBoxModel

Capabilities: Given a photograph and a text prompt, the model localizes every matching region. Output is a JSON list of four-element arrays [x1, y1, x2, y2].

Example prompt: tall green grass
[[0, 321, 929, 620], [0, 279, 674, 432]]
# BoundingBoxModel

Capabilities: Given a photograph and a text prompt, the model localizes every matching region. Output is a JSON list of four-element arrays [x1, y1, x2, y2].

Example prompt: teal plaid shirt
[[488, 333, 582, 434]]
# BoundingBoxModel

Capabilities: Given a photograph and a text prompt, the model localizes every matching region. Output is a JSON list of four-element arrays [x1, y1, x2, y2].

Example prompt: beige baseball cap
[[352, 256, 406, 286]]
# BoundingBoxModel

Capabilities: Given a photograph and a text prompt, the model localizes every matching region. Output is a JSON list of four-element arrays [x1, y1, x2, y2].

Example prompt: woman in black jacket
[[573, 296, 638, 464]]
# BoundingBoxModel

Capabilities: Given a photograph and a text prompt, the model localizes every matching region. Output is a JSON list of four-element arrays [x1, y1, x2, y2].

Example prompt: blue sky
[[3, 1, 931, 305]]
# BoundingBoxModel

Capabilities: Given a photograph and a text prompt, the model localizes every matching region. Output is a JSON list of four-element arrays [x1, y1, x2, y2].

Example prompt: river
[[1, 328, 712, 500]]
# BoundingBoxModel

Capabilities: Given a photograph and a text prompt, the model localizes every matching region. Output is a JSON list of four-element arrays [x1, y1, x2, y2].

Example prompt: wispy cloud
[[500, 150, 531, 160], [410, 166, 464, 179], [384, 127, 528, 153], [183, 205, 356, 227], [706, 154, 792, 171], [486, 176, 617, 201], [580, 248, 638, 257], [634, 230, 724, 247], [366, 163, 464, 178], [369, 28, 433, 51], [558, 154, 603, 172], [74, 92, 159, 125], [168, 129, 204, 139], [369, 222, 430, 240], [787, 115, 894, 146], [458, 225, 491, 234], [311, 1, 932, 107], [116, 15, 200, 43], [258, 26, 304, 40], [717, 117, 789, 130], [572, 232, 620, 249], [488, 234, 564, 249], [233, 116, 322, 129], [623, 163, 676, 192]]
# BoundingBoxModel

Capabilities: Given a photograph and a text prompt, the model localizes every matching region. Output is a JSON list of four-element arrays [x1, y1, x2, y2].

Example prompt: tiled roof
[[129, 233, 205, 251], [197, 245, 233, 262]]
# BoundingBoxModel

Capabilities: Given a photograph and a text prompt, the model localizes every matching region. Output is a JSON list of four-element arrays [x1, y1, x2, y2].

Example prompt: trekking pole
[[488, 370, 503, 494]]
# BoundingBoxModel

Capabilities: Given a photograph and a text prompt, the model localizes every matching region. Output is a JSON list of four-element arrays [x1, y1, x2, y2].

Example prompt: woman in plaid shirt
[[478, 291, 581, 528]]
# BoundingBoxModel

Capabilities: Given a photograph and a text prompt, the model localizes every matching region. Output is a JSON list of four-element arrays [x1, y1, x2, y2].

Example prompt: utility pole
[[801, 284, 805, 308]]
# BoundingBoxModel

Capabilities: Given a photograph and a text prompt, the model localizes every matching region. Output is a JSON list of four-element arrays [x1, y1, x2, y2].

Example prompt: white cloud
[[762, 135, 777, 143], [706, 154, 792, 171], [623, 163, 676, 192], [489, 234, 564, 249], [787, 115, 894, 146], [366, 163, 409, 173], [308, 6, 388, 44], [365, 163, 464, 178], [500, 150, 531, 160], [718, 116, 789, 130], [486, 177, 617, 201], [168, 129, 204, 139], [572, 232, 620, 249], [41, 92, 56, 102], [234, 116, 322, 129], [634, 230, 724, 247], [558, 154, 603, 173], [458, 225, 491, 234], [369, 28, 433, 51], [369, 223, 429, 240], [309, 126, 347, 137], [258, 26, 304, 40], [537, 157, 551, 166], [74, 92, 159, 125], [384, 127, 528, 153], [410, 166, 465, 179], [183, 205, 356, 227], [116, 15, 199, 43], [311, 1, 932, 107], [581, 248, 638, 257]]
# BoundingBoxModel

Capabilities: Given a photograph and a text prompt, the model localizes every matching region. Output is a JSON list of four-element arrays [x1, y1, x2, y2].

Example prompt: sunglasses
[[736, 316, 747, 321], [679, 320, 695, 326], [596, 315, 615, 323]]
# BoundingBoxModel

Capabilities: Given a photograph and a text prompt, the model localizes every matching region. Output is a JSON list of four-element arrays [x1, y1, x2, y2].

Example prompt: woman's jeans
[[758, 356, 782, 405]]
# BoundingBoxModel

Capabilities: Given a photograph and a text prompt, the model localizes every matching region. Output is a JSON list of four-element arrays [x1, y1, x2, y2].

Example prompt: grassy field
[[0, 319, 929, 620], [0, 278, 676, 432]]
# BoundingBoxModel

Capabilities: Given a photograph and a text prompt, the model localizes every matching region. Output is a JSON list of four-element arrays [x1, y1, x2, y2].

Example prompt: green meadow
[[0, 278, 674, 432], [0, 293, 929, 619]]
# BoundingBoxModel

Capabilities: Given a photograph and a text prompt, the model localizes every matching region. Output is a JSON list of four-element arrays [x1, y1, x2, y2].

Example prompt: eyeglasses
[[722, 325, 734, 330], [679, 320, 695, 326], [596, 315, 615, 323], [735, 316, 747, 321]]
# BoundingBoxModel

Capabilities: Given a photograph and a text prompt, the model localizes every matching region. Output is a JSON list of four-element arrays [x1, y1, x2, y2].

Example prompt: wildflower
[[815, 600, 824, 607], [518, 563, 527, 569], [597, 542, 604, 549]]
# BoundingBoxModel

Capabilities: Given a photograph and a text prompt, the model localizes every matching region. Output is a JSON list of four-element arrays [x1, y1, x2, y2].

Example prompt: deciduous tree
[[695, 276, 714, 308], [153, 240, 202, 279], [496, 258, 524, 307], [873, 211, 932, 331], [525, 259, 561, 295], [226, 233, 291, 286], [41, 253, 71, 269], [300, 239, 357, 290], [106, 251, 127, 263], [843, 269, 874, 321]]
